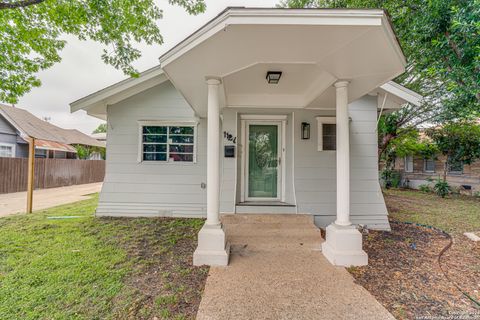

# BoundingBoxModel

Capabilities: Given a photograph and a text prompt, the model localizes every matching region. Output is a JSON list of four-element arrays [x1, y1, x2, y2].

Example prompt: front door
[[246, 122, 282, 201]]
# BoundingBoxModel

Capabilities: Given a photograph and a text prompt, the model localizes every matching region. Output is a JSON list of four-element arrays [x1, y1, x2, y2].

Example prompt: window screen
[[142, 125, 194, 162], [322, 123, 336, 151]]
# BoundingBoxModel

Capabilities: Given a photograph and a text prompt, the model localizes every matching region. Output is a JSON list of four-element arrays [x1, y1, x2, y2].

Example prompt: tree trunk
[[443, 161, 448, 182]]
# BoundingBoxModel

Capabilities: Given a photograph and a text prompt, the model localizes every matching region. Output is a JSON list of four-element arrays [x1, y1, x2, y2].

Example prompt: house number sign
[[223, 131, 236, 144]]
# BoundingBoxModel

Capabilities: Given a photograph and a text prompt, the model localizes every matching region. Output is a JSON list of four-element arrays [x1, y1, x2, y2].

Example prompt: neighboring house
[[71, 8, 422, 267], [91, 132, 107, 142], [395, 154, 480, 193], [89, 132, 107, 160], [0, 104, 105, 159]]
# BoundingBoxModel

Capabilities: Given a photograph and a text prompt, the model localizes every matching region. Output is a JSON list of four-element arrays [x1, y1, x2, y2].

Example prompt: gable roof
[[70, 65, 167, 119], [71, 7, 422, 116], [0, 104, 104, 148]]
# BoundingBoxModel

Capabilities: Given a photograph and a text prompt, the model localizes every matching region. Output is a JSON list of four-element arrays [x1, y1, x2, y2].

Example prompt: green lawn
[[0, 194, 208, 320], [384, 188, 480, 234]]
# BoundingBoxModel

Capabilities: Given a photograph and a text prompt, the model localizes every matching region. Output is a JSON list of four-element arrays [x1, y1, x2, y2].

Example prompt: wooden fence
[[0, 158, 105, 194]]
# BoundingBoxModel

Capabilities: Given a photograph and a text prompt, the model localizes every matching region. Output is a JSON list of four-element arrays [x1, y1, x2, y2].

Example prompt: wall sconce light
[[301, 122, 310, 140], [266, 71, 282, 84]]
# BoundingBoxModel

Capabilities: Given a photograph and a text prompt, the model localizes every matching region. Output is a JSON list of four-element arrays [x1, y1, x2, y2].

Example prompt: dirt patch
[[98, 217, 209, 320], [349, 221, 480, 319]]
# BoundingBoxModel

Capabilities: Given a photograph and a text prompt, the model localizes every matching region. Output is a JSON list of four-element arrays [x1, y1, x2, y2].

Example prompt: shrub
[[418, 184, 432, 193], [381, 169, 401, 189], [433, 179, 451, 198]]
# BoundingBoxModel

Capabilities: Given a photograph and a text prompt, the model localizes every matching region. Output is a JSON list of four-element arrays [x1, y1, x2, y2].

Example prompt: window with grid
[[424, 157, 435, 172], [0, 144, 14, 158], [322, 123, 336, 151], [141, 125, 195, 162]]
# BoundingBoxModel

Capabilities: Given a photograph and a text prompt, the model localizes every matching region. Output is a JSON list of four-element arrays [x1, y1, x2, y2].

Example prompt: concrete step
[[235, 204, 297, 214], [223, 214, 313, 224]]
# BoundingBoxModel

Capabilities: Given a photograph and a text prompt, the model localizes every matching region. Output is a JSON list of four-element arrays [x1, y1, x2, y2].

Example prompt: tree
[[74, 144, 106, 160], [92, 123, 107, 134], [426, 122, 480, 182], [0, 0, 206, 103], [281, 0, 480, 164], [280, 0, 480, 120]]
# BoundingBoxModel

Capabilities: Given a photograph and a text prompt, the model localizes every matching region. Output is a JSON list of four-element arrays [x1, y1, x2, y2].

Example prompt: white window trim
[[0, 142, 15, 158], [315, 116, 336, 151], [137, 119, 199, 164], [404, 155, 413, 173], [423, 157, 435, 173]]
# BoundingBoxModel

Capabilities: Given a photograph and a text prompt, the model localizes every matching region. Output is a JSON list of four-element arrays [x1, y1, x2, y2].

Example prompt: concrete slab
[[0, 183, 102, 217], [197, 214, 394, 320]]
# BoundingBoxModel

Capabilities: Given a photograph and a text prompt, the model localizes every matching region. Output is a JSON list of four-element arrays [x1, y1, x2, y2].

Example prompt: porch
[[157, 8, 408, 267], [196, 214, 394, 320]]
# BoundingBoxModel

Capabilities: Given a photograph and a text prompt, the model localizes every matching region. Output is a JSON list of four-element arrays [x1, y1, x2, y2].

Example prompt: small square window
[[0, 144, 14, 158], [316, 117, 336, 151]]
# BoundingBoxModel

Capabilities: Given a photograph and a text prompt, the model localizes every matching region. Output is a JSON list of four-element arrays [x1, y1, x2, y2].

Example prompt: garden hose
[[390, 220, 480, 308]]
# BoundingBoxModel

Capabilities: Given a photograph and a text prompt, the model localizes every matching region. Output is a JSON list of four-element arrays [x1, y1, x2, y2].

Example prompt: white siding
[[97, 81, 208, 217], [219, 97, 389, 230], [294, 96, 389, 230], [100, 82, 389, 229]]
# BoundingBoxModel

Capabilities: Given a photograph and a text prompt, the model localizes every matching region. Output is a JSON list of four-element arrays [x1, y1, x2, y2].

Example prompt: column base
[[193, 223, 230, 266], [321, 223, 368, 267]]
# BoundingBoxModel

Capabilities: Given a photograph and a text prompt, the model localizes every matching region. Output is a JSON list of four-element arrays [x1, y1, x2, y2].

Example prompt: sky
[[16, 0, 279, 135]]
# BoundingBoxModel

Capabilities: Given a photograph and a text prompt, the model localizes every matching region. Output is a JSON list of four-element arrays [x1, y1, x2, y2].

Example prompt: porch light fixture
[[301, 122, 310, 140], [266, 71, 282, 84]]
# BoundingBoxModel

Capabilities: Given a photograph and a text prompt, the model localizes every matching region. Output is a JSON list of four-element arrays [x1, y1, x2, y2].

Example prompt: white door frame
[[240, 115, 286, 202]]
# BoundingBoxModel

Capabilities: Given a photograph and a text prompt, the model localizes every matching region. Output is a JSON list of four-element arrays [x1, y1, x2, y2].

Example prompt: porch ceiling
[[159, 8, 406, 116]]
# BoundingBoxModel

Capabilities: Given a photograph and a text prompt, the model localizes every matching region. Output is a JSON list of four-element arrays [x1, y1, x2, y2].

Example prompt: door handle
[[278, 157, 281, 166]]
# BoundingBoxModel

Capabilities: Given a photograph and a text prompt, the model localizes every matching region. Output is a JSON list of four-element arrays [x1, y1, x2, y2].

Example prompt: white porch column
[[193, 77, 230, 266], [321, 80, 368, 267], [335, 81, 351, 226], [206, 78, 221, 226]]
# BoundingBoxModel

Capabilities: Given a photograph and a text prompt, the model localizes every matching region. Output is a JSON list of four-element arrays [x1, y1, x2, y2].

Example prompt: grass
[[384, 188, 480, 234], [0, 194, 208, 320]]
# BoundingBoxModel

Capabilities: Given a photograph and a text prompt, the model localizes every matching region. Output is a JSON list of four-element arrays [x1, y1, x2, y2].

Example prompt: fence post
[[26, 137, 35, 213]]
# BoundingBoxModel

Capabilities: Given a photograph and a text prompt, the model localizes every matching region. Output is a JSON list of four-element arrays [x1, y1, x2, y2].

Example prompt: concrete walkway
[[0, 183, 102, 217], [197, 215, 394, 320]]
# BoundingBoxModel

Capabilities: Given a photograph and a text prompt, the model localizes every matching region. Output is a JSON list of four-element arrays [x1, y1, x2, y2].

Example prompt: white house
[[71, 8, 422, 267]]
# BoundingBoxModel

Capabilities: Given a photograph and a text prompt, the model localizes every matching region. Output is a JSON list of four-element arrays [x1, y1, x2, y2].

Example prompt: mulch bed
[[348, 221, 480, 319]]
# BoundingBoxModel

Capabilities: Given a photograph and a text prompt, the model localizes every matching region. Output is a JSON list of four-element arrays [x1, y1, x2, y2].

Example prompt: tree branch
[[0, 0, 44, 10]]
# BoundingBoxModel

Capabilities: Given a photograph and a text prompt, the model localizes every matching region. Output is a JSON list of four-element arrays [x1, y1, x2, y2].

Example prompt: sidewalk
[[197, 214, 394, 320], [0, 183, 102, 217]]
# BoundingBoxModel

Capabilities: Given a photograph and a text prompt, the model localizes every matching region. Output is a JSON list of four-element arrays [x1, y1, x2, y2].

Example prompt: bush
[[381, 169, 401, 189], [433, 179, 451, 198], [418, 184, 432, 193]]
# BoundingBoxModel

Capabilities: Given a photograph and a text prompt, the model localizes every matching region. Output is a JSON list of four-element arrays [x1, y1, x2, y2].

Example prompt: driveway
[[0, 183, 102, 217], [197, 215, 394, 320]]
